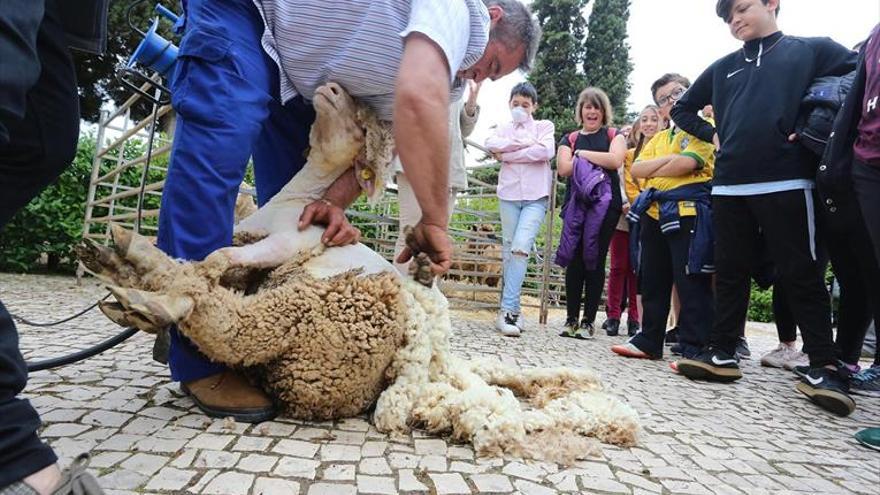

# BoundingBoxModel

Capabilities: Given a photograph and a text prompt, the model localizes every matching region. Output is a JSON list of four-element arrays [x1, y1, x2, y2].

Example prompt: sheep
[[447, 223, 502, 287], [78, 83, 640, 465]]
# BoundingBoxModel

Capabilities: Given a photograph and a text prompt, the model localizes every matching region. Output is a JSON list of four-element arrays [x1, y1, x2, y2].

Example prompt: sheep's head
[[309, 83, 365, 174], [309, 83, 394, 204]]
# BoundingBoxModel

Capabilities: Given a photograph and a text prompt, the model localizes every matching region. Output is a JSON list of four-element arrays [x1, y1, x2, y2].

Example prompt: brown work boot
[[181, 370, 277, 423]]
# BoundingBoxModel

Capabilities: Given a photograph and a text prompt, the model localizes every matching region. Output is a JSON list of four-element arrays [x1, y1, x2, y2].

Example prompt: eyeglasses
[[656, 87, 686, 107]]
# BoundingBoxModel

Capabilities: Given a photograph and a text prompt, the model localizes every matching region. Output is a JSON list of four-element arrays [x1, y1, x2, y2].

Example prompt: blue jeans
[[157, 0, 314, 382], [499, 198, 548, 313]]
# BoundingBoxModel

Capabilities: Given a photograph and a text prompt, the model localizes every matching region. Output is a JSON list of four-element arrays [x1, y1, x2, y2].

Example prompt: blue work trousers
[[157, 0, 314, 382]]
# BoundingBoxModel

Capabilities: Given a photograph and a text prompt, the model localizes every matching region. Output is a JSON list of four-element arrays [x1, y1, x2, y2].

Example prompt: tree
[[582, 0, 633, 124], [527, 0, 591, 134], [73, 1, 178, 122]]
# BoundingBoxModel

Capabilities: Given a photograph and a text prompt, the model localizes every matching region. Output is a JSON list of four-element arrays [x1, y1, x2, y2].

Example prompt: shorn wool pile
[[78, 83, 640, 464]]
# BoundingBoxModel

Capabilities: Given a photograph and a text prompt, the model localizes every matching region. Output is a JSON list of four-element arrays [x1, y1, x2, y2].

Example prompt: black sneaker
[[796, 367, 856, 416], [665, 327, 679, 345], [735, 337, 751, 360], [627, 319, 640, 337], [677, 347, 743, 382], [560, 319, 579, 338], [670, 344, 683, 356], [793, 364, 810, 378], [603, 318, 620, 336]]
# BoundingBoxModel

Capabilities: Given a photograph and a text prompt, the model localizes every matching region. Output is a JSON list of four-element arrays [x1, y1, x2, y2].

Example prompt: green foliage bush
[[747, 282, 774, 323], [0, 133, 165, 273], [0, 137, 95, 273]]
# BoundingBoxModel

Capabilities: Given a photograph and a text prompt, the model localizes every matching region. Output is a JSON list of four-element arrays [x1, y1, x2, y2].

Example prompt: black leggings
[[0, 0, 79, 487], [564, 207, 619, 324]]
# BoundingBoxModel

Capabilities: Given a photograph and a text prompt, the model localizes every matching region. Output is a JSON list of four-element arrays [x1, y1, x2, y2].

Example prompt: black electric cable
[[11, 293, 110, 327], [26, 327, 140, 372]]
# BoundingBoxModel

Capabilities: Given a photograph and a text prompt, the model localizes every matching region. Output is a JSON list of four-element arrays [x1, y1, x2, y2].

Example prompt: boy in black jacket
[[671, 0, 858, 416]]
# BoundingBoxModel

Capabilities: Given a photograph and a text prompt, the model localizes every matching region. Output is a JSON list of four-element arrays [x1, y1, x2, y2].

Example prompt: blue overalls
[[157, 0, 315, 382]]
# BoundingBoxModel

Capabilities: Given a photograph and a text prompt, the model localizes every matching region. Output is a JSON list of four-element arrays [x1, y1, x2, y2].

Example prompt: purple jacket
[[555, 156, 611, 270]]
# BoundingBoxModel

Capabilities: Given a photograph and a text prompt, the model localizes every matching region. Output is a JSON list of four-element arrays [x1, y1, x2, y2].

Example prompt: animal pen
[[80, 85, 575, 325]]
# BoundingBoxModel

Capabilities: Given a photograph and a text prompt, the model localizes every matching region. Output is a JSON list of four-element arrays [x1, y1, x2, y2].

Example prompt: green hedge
[[0, 134, 164, 273]]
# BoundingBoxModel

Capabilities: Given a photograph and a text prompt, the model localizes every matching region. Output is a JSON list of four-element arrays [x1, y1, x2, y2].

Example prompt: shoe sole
[[676, 359, 743, 382], [611, 346, 650, 359], [795, 382, 856, 417], [855, 434, 880, 451], [181, 384, 278, 423], [760, 358, 785, 368]]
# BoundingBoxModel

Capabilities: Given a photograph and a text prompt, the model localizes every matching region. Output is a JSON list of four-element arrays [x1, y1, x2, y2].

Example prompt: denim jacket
[[627, 182, 714, 275]]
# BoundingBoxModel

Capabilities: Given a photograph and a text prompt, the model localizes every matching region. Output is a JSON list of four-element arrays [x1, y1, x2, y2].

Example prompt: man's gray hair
[[483, 0, 542, 72]]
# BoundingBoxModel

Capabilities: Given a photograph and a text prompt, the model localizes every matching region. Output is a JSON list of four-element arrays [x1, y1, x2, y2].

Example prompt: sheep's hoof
[[107, 286, 195, 328], [410, 253, 435, 288], [99, 300, 161, 334], [110, 224, 133, 255], [76, 238, 130, 284]]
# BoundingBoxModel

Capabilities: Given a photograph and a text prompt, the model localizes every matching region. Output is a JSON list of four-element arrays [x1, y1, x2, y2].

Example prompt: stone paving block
[[414, 439, 448, 456], [97, 469, 149, 490], [120, 453, 167, 476], [273, 439, 320, 458], [155, 426, 200, 439], [502, 461, 546, 482], [449, 460, 487, 474], [359, 457, 392, 475], [361, 441, 388, 457], [95, 434, 146, 451], [194, 450, 241, 469], [330, 430, 367, 445], [253, 477, 301, 495], [121, 417, 167, 435], [429, 473, 471, 494], [388, 452, 420, 469], [81, 410, 132, 427], [447, 446, 474, 460], [232, 436, 274, 452], [41, 423, 91, 437], [41, 408, 88, 422], [170, 448, 198, 468], [238, 453, 279, 473], [399, 469, 429, 492], [322, 463, 356, 480], [187, 433, 235, 450], [292, 427, 334, 441], [338, 417, 371, 431], [89, 452, 131, 468], [188, 470, 219, 493], [202, 471, 254, 495], [135, 436, 188, 453], [357, 475, 397, 494], [253, 422, 296, 437], [471, 473, 514, 493], [306, 483, 357, 495], [616, 472, 663, 492], [549, 474, 579, 491], [144, 467, 197, 491], [274, 457, 321, 479], [418, 455, 448, 472], [320, 444, 362, 462], [512, 479, 557, 495], [659, 479, 713, 494], [580, 477, 631, 494]]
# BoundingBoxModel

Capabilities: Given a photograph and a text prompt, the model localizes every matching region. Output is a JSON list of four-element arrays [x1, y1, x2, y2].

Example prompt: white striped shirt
[[253, 0, 490, 121]]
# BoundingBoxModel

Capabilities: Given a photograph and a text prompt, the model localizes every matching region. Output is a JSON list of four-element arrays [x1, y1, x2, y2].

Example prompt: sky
[[466, 0, 879, 161]]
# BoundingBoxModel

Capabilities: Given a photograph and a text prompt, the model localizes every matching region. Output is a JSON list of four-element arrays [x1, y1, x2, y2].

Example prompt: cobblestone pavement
[[3, 273, 879, 495]]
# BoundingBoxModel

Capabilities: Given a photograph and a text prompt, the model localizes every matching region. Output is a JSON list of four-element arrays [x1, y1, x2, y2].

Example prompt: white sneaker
[[782, 350, 809, 371], [495, 311, 521, 337], [514, 313, 525, 332], [760, 344, 792, 368]]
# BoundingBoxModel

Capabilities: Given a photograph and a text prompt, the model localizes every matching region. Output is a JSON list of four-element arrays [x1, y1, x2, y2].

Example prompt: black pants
[[565, 206, 618, 325], [712, 191, 835, 367], [630, 215, 713, 358], [772, 284, 798, 343], [0, 0, 79, 488], [850, 161, 880, 366]]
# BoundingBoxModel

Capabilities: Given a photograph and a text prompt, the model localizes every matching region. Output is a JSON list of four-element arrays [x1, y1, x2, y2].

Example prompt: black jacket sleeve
[[811, 37, 858, 78], [671, 64, 716, 143]]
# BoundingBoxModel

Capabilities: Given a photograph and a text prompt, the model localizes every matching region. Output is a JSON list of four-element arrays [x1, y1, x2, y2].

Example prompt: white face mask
[[510, 106, 530, 124]]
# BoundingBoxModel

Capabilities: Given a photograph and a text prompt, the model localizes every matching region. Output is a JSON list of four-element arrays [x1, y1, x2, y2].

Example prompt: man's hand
[[712, 133, 720, 150], [396, 221, 453, 276], [298, 199, 361, 246], [466, 80, 482, 113]]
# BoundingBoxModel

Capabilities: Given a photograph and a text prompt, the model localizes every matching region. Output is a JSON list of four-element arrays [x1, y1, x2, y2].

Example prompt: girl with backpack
[[556, 87, 628, 339]]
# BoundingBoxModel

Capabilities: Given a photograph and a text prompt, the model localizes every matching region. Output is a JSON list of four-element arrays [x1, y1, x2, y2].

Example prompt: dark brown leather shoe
[[181, 371, 277, 423]]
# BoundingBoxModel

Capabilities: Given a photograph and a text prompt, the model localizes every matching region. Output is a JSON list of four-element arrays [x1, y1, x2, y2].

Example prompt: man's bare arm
[[393, 33, 451, 229]]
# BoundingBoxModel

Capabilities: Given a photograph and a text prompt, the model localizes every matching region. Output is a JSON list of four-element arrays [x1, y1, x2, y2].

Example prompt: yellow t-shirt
[[635, 127, 714, 219], [623, 149, 644, 204]]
